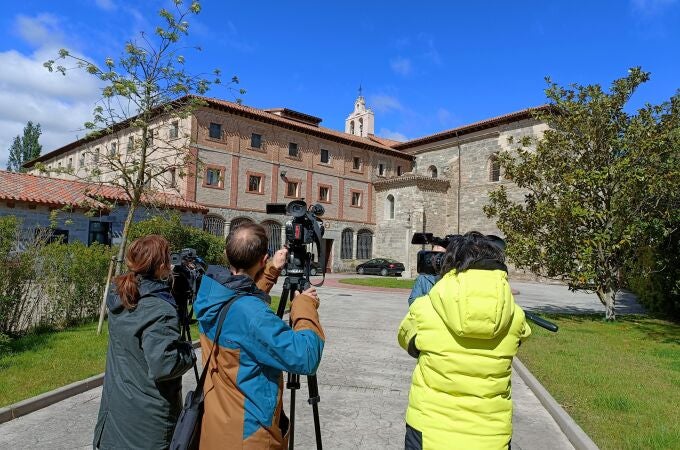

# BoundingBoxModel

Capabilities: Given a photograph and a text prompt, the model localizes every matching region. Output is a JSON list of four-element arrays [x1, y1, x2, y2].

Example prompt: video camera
[[412, 232, 506, 275], [170, 248, 207, 317], [266, 200, 326, 284]]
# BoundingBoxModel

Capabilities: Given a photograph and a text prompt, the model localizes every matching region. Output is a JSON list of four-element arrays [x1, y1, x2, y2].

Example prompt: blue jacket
[[194, 264, 325, 449], [408, 274, 439, 305]]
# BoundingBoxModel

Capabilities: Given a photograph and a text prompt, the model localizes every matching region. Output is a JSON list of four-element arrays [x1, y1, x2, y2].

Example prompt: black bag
[[169, 294, 243, 450]]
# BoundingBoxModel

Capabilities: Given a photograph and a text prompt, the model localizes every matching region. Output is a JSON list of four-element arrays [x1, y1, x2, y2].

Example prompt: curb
[[513, 358, 599, 450], [0, 340, 202, 425]]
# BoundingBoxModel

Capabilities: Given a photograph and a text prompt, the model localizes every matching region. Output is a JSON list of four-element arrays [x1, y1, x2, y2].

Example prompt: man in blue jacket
[[194, 222, 324, 449], [407, 245, 445, 305]]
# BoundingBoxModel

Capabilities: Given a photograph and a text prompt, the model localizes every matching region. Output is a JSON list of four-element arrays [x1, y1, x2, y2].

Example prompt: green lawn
[[0, 295, 281, 408], [339, 277, 415, 289], [518, 314, 680, 450]]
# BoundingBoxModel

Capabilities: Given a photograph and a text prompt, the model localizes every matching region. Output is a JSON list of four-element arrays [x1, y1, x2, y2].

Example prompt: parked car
[[280, 261, 321, 276], [356, 258, 405, 276]]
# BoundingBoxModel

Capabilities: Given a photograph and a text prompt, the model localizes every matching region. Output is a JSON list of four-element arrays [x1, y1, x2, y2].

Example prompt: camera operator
[[94, 235, 195, 450], [407, 244, 446, 306], [398, 231, 531, 450], [194, 222, 324, 450]]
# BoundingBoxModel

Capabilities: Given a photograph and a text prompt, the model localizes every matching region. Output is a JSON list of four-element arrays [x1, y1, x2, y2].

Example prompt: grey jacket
[[94, 277, 194, 450]]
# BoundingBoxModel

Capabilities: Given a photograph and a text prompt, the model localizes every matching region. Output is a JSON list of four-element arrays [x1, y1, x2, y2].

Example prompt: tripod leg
[[288, 372, 300, 450], [307, 375, 322, 450]]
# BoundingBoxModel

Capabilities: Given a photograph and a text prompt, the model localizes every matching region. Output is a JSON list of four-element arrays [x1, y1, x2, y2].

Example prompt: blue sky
[[1, 0, 679, 164]]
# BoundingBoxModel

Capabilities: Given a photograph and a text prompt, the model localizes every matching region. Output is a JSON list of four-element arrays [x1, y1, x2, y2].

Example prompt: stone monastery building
[[25, 93, 547, 276]]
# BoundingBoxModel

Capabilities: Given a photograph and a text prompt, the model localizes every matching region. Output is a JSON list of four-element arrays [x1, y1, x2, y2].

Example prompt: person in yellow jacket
[[398, 231, 531, 450]]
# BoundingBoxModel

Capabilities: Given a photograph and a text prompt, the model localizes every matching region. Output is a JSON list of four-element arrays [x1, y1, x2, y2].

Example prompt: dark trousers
[[405, 424, 422, 450], [404, 424, 512, 450]]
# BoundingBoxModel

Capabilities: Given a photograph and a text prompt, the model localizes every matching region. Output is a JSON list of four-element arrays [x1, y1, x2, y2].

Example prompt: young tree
[[7, 121, 42, 172], [484, 68, 680, 320], [43, 0, 241, 273]]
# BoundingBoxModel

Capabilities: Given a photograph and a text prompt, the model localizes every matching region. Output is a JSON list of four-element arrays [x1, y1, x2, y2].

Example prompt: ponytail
[[115, 235, 171, 310], [116, 272, 140, 310]]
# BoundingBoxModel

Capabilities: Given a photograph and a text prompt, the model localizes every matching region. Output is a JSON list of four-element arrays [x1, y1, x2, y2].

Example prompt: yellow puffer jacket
[[398, 268, 531, 450]]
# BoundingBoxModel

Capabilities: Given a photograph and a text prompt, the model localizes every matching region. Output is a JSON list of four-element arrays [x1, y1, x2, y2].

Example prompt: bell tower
[[345, 86, 374, 137]]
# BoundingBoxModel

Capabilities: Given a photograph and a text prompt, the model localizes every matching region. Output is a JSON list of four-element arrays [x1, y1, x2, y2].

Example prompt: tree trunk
[[114, 201, 138, 275], [596, 288, 616, 321]]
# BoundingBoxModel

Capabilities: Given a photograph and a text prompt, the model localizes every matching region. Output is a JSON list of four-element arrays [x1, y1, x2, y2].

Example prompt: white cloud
[[390, 57, 413, 76], [14, 14, 64, 48], [631, 0, 677, 13], [378, 128, 408, 142], [369, 94, 404, 114], [0, 15, 103, 167], [95, 0, 117, 11]]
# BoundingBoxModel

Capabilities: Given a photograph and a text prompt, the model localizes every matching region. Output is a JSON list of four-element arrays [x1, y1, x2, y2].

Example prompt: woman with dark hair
[[94, 235, 195, 450], [398, 231, 531, 450]]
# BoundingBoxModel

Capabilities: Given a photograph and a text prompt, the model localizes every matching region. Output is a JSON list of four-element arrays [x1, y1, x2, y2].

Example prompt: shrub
[[129, 213, 226, 265], [626, 234, 680, 320], [0, 217, 40, 335], [0, 216, 114, 335], [37, 242, 113, 329]]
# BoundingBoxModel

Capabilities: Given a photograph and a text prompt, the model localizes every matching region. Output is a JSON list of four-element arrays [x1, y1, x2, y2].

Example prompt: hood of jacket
[[427, 260, 515, 340], [107, 277, 174, 314], [194, 266, 270, 328]]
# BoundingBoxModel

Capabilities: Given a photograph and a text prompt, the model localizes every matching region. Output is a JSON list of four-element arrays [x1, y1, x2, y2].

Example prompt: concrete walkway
[[0, 282, 577, 449]]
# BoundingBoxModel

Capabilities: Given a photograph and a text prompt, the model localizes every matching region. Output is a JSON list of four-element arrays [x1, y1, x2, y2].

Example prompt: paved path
[[315, 273, 644, 315], [0, 282, 577, 449]]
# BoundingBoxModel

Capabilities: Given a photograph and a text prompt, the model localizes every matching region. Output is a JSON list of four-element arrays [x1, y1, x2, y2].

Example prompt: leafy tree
[[43, 0, 242, 273], [484, 68, 680, 320], [7, 121, 42, 172]]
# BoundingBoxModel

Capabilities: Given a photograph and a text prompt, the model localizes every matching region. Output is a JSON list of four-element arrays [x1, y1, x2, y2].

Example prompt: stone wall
[[374, 119, 546, 276]]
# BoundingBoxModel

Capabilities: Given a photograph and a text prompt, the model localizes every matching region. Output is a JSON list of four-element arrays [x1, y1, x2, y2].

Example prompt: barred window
[[203, 215, 226, 237], [341, 228, 354, 260], [489, 154, 501, 182], [428, 165, 438, 178], [356, 229, 373, 259], [230, 217, 253, 233], [262, 221, 282, 255]]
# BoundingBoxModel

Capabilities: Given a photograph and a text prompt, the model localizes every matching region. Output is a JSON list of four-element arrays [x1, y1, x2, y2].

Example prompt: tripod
[[276, 274, 323, 450]]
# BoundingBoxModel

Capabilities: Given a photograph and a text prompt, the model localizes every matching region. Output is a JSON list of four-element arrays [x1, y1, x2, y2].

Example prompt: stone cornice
[[373, 174, 450, 192]]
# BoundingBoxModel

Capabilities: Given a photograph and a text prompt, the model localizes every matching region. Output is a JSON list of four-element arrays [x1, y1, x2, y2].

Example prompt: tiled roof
[[393, 105, 550, 151], [367, 134, 402, 147], [0, 170, 208, 213]]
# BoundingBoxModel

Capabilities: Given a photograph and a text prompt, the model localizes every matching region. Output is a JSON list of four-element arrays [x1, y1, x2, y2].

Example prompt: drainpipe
[[405, 210, 412, 278], [456, 131, 461, 234]]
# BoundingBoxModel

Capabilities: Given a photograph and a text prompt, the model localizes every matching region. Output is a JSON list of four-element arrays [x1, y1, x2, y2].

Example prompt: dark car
[[280, 261, 321, 276], [356, 258, 405, 276]]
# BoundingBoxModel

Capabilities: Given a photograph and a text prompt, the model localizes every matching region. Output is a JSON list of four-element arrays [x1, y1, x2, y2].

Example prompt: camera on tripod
[[170, 248, 207, 318], [266, 200, 326, 281], [412, 232, 506, 275]]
